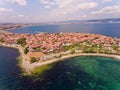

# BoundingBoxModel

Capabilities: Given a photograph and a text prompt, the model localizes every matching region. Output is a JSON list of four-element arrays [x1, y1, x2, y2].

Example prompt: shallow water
[[0, 47, 120, 90], [39, 56, 120, 90]]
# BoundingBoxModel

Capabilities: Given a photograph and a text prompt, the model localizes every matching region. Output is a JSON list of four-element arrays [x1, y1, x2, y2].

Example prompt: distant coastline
[[0, 23, 34, 31], [3, 23, 120, 38], [0, 30, 9, 33]]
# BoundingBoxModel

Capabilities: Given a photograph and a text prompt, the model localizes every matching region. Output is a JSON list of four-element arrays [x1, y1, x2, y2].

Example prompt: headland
[[0, 32, 120, 74]]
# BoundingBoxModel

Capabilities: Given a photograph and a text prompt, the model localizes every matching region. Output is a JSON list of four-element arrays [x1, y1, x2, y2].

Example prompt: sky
[[0, 0, 120, 22]]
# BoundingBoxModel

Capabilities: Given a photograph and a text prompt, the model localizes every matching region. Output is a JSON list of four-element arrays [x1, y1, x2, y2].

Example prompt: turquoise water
[[0, 46, 120, 90], [8, 23, 120, 38], [39, 56, 120, 90]]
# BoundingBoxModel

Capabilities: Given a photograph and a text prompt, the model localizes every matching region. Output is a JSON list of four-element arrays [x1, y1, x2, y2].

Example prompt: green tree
[[70, 49, 75, 54], [30, 57, 37, 63], [0, 39, 4, 43], [17, 38, 26, 46], [112, 45, 118, 50], [24, 47, 29, 54]]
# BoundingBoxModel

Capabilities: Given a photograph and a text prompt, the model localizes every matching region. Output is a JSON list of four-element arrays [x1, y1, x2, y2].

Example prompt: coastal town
[[0, 23, 31, 31], [0, 32, 120, 73], [0, 32, 120, 56]]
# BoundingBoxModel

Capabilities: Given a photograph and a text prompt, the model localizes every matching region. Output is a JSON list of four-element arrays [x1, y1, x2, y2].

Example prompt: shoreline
[[0, 25, 32, 33], [0, 44, 32, 74], [0, 44, 120, 75], [31, 53, 120, 70], [0, 30, 9, 33], [6, 25, 31, 31]]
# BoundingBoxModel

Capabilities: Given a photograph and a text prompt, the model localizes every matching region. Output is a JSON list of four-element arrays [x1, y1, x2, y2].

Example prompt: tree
[[17, 38, 26, 46], [112, 45, 118, 50], [0, 39, 4, 43], [30, 57, 37, 63], [70, 50, 75, 54], [24, 47, 29, 54]]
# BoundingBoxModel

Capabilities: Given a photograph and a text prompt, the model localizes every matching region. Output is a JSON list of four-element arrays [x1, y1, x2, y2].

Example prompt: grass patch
[[17, 55, 23, 65], [30, 64, 54, 78]]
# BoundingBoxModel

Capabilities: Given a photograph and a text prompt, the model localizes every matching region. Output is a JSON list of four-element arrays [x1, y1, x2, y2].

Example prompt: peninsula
[[0, 32, 120, 74]]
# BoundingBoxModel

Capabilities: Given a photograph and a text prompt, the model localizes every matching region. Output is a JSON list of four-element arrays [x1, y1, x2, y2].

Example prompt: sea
[[9, 23, 120, 38], [0, 23, 120, 90]]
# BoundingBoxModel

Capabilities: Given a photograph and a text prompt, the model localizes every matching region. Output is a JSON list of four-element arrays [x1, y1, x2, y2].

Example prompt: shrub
[[0, 39, 4, 43], [24, 47, 29, 54], [17, 38, 26, 46], [30, 57, 37, 63], [70, 50, 75, 54]]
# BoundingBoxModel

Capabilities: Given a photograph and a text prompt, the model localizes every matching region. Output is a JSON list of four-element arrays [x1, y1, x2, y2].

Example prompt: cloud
[[103, 0, 112, 2], [55, 1, 98, 14], [2, 0, 120, 22], [55, 0, 75, 8], [50, 1, 97, 19], [37, 1, 98, 22], [55, 0, 98, 9], [0, 13, 29, 22], [45, 5, 51, 8], [0, 0, 4, 5], [91, 5, 120, 15], [0, 8, 12, 12], [76, 2, 98, 10], [40, 0, 98, 10], [17, 14, 25, 18], [40, 0, 55, 8], [85, 4, 120, 19], [8, 0, 27, 6]]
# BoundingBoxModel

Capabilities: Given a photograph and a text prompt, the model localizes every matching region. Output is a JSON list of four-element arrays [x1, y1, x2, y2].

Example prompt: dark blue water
[[0, 47, 120, 90], [0, 47, 39, 90], [0, 47, 21, 90], [9, 23, 120, 38]]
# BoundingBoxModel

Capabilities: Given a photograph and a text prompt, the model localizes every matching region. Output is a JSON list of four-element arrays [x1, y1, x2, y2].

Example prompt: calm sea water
[[8, 23, 120, 38], [0, 47, 120, 90]]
